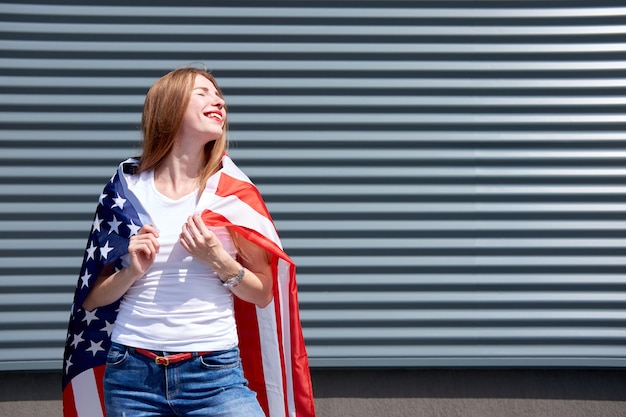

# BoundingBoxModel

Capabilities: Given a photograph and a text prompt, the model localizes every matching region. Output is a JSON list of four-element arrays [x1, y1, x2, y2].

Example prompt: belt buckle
[[155, 355, 170, 366]]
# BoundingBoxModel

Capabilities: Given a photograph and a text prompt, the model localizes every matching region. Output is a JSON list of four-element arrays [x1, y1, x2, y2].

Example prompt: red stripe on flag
[[234, 296, 270, 415], [216, 172, 272, 219], [287, 261, 316, 417], [62, 384, 78, 417]]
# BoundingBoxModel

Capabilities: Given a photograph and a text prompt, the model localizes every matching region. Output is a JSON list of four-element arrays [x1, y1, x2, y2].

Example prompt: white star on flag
[[108, 215, 122, 235], [127, 219, 141, 236], [86, 340, 105, 356], [82, 308, 98, 326], [101, 320, 115, 337], [70, 331, 85, 349], [112, 193, 127, 209], [100, 241, 113, 260], [92, 214, 103, 232], [98, 192, 107, 205], [85, 241, 97, 261], [80, 271, 91, 289]]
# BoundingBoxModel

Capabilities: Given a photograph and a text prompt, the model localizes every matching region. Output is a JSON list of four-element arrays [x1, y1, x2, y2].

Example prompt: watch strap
[[222, 267, 245, 288]]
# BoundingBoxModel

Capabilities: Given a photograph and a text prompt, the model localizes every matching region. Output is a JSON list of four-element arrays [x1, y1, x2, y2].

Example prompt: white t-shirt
[[111, 170, 238, 352]]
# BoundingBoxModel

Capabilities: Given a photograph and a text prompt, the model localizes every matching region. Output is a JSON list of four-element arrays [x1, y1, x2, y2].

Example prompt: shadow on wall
[[1, 368, 626, 404], [0, 371, 61, 402], [311, 368, 626, 402]]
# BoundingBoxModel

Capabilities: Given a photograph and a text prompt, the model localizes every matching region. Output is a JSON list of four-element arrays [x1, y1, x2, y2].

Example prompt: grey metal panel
[[0, 1, 625, 371]]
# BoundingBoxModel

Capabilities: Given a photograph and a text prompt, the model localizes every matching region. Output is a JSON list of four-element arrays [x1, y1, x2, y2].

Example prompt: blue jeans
[[104, 342, 265, 417]]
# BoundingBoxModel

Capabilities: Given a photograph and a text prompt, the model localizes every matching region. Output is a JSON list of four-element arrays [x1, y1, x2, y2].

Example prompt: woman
[[62, 67, 315, 417]]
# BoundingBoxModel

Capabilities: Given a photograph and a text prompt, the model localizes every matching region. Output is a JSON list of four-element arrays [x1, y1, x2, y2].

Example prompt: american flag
[[62, 155, 315, 417]]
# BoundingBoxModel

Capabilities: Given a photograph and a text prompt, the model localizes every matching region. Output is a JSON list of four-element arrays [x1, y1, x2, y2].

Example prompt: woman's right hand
[[83, 224, 160, 311], [127, 224, 160, 279]]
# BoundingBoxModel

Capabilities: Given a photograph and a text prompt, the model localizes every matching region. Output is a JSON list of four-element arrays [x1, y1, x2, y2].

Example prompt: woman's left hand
[[180, 214, 227, 266], [180, 214, 274, 307]]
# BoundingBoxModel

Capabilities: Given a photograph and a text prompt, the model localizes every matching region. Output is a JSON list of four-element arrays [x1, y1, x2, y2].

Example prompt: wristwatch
[[222, 267, 245, 288]]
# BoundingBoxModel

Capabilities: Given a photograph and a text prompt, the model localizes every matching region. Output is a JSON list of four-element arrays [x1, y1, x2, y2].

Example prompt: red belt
[[135, 348, 211, 366]]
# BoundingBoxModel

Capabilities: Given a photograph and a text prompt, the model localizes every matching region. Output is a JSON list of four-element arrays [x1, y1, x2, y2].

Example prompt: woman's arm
[[223, 232, 274, 308]]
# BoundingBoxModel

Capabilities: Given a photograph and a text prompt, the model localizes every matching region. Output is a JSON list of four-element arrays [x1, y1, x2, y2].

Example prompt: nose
[[213, 95, 225, 109]]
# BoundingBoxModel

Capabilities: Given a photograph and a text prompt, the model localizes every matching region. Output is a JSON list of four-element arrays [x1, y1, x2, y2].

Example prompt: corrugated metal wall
[[0, 1, 625, 371]]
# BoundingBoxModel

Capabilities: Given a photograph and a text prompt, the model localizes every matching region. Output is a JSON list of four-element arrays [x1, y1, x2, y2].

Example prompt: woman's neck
[[153, 152, 204, 200]]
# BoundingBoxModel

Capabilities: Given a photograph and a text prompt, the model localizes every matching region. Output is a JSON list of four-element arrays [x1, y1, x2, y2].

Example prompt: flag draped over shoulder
[[62, 155, 315, 417]]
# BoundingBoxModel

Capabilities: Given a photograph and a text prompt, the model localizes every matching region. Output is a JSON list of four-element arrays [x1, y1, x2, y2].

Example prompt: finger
[[193, 215, 220, 246], [192, 214, 210, 234], [185, 215, 203, 237], [179, 231, 192, 249], [143, 236, 160, 255], [138, 240, 159, 259], [132, 231, 160, 247], [139, 224, 160, 237], [179, 236, 189, 251], [186, 216, 214, 247], [131, 234, 160, 255], [181, 221, 194, 240], [180, 225, 198, 250]]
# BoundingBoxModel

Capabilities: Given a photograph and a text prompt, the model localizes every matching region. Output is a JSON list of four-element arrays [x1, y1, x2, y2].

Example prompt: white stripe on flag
[[277, 258, 297, 417], [257, 298, 287, 417], [213, 194, 281, 245], [72, 369, 104, 417]]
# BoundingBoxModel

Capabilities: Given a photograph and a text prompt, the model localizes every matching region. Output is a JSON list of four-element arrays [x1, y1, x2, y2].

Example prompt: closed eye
[[193, 87, 209, 96]]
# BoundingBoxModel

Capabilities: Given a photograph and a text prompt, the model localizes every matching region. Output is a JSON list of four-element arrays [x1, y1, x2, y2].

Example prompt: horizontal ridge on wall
[[0, 0, 625, 371]]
